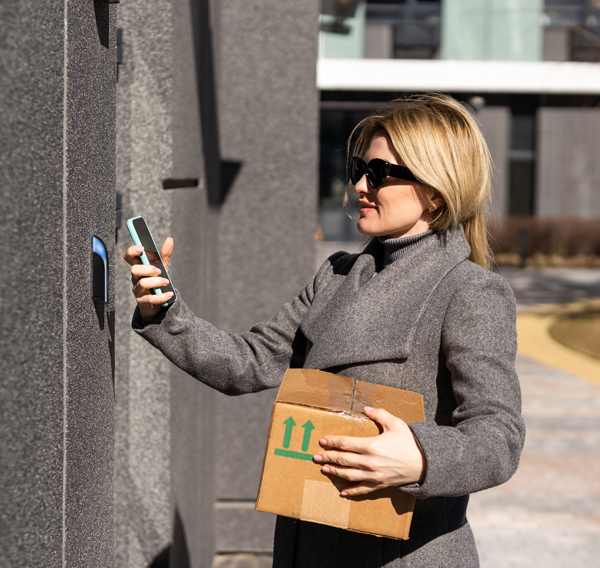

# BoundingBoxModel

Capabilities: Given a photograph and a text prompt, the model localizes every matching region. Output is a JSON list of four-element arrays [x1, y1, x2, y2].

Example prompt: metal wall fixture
[[92, 236, 109, 303]]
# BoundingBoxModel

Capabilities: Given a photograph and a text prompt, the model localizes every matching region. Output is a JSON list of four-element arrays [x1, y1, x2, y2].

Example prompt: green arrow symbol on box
[[301, 420, 315, 452], [282, 417, 296, 448]]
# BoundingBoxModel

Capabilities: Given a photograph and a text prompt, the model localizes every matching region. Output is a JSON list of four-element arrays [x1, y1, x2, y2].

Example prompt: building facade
[[318, 0, 600, 243], [1, 1, 319, 567]]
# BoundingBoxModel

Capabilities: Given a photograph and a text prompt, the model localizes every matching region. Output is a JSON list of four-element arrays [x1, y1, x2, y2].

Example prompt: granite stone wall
[[212, 0, 319, 560], [115, 0, 319, 566], [0, 0, 117, 566], [1, 0, 318, 566], [114, 0, 175, 565]]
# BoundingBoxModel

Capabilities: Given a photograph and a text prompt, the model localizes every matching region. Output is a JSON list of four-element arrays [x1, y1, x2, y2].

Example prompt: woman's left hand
[[313, 406, 426, 497]]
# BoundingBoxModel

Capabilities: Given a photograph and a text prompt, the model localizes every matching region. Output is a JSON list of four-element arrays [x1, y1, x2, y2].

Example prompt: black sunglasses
[[349, 156, 419, 189]]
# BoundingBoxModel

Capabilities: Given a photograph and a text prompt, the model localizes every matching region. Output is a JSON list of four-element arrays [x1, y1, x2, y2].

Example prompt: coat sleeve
[[131, 253, 345, 395], [401, 270, 526, 499]]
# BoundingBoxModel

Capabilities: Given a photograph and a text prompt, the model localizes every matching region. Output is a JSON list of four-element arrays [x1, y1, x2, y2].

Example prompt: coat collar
[[301, 227, 471, 370]]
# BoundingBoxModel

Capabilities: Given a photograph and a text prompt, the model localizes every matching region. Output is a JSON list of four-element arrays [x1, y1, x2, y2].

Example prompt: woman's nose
[[354, 174, 370, 195]]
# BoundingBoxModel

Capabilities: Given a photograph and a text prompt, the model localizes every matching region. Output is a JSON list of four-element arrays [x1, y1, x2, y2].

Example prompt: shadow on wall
[[93, 300, 116, 398], [147, 507, 191, 568], [94, 0, 110, 48], [190, 0, 242, 206]]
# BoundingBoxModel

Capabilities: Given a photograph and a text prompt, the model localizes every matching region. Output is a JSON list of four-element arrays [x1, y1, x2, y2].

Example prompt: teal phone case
[[126, 216, 177, 307]]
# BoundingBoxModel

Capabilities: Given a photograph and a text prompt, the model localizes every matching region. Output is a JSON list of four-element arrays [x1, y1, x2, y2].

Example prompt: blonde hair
[[346, 94, 492, 269]]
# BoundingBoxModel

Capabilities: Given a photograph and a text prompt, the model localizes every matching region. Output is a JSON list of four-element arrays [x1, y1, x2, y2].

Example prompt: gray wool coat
[[133, 227, 526, 568]]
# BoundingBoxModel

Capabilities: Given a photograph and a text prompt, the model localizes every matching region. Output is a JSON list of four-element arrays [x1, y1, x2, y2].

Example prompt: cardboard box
[[255, 369, 425, 540]]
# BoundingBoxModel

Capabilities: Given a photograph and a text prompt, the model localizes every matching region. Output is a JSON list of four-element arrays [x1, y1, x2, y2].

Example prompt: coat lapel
[[301, 228, 471, 371]]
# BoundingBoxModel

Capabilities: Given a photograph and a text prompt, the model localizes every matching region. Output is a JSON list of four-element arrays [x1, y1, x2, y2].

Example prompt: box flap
[[277, 369, 353, 413], [277, 370, 425, 424], [352, 381, 425, 422]]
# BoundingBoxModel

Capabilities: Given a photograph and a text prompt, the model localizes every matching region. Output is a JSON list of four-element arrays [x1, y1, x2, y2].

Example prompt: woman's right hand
[[123, 237, 174, 323]]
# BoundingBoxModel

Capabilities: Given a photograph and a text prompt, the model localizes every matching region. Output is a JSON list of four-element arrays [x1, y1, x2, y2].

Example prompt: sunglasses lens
[[350, 157, 365, 185], [349, 157, 391, 188], [366, 159, 387, 188]]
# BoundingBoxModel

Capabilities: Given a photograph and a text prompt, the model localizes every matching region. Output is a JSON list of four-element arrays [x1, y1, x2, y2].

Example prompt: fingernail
[[321, 466, 330, 473], [155, 268, 161, 275], [319, 438, 327, 446], [163, 279, 170, 286], [313, 455, 323, 463], [166, 292, 174, 298], [363, 406, 373, 412], [340, 491, 348, 497], [134, 246, 144, 253]]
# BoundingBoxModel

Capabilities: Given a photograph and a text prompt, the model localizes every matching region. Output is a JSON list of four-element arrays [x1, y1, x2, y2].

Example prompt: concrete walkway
[[469, 355, 600, 568]]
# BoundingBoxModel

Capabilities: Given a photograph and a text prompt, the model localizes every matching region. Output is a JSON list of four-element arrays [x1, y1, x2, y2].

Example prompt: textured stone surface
[[170, 184, 217, 567], [0, 0, 117, 566], [120, 0, 321, 556], [1, 0, 319, 565], [0, 1, 65, 565], [214, 505, 277, 553], [215, 389, 277, 501], [63, 1, 117, 565], [211, 4, 320, 543], [215, 0, 319, 336], [114, 0, 320, 560], [171, 0, 204, 182], [114, 0, 175, 566]]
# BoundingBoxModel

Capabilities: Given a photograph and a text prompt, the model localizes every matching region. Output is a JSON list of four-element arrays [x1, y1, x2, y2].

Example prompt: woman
[[124, 94, 525, 567]]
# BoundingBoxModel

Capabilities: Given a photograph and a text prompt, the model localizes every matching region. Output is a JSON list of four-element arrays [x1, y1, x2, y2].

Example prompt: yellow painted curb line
[[517, 299, 600, 386]]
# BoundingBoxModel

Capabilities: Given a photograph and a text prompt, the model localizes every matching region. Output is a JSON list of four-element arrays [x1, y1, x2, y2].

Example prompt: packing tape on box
[[352, 381, 376, 416], [327, 375, 353, 410], [300, 480, 351, 528]]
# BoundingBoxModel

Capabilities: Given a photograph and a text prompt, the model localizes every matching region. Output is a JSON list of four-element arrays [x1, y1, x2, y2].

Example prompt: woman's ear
[[429, 189, 444, 212]]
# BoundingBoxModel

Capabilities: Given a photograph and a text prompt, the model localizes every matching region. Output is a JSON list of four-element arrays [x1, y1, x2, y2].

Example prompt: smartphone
[[127, 216, 177, 307]]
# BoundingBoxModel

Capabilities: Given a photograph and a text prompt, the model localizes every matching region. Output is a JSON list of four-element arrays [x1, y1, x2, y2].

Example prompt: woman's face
[[354, 134, 442, 239]]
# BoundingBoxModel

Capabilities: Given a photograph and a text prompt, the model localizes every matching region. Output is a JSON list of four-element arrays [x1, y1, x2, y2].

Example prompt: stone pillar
[[0, 0, 117, 566], [478, 106, 510, 218], [211, 0, 319, 562], [114, 0, 176, 565], [536, 107, 600, 217], [114, 0, 319, 566], [1, 0, 318, 566]]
